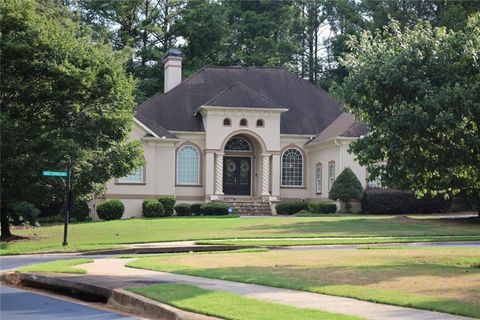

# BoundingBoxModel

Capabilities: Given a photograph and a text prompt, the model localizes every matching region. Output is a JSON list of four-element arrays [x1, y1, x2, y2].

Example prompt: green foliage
[[96, 199, 124, 220], [275, 201, 308, 215], [175, 203, 192, 216], [200, 202, 230, 216], [329, 168, 364, 201], [337, 16, 480, 204], [142, 199, 165, 218], [10, 202, 40, 226], [158, 196, 176, 216], [361, 189, 452, 215], [0, 0, 142, 237], [191, 203, 203, 215], [308, 201, 337, 214], [70, 200, 90, 222]]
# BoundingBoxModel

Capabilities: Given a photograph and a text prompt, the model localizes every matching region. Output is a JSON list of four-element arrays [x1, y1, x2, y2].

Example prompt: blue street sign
[[42, 170, 68, 177]]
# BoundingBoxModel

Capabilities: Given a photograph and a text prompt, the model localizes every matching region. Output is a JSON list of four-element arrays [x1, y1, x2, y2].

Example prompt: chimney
[[163, 48, 182, 93]]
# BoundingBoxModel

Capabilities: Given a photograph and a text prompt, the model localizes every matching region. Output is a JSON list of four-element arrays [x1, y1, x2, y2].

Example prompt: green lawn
[[127, 247, 480, 318], [128, 283, 362, 320], [2, 215, 479, 255], [17, 258, 93, 274], [196, 235, 480, 246]]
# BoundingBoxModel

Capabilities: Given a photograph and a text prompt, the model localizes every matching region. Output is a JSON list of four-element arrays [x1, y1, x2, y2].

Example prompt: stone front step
[[223, 198, 272, 215]]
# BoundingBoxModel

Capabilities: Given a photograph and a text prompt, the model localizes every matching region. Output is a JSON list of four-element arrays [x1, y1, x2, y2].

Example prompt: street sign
[[42, 170, 68, 177]]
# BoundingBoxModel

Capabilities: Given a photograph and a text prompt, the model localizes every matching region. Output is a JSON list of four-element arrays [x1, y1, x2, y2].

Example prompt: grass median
[[17, 258, 93, 274], [127, 247, 480, 318], [128, 283, 362, 320]]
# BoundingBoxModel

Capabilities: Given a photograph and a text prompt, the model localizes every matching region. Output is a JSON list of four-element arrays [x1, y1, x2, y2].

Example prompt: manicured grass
[[17, 258, 93, 274], [196, 235, 480, 246], [127, 247, 480, 318], [2, 215, 479, 255], [128, 283, 362, 320]]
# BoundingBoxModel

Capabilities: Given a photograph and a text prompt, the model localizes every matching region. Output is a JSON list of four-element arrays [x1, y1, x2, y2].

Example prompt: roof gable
[[308, 112, 368, 144]]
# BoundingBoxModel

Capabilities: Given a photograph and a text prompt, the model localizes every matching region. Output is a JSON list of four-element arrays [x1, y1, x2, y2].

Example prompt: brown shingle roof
[[307, 112, 368, 144], [136, 66, 343, 135]]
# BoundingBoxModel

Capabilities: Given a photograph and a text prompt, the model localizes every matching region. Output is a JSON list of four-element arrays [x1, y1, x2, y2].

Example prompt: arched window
[[118, 166, 144, 183], [225, 137, 251, 151], [256, 119, 264, 127], [282, 148, 303, 186], [223, 118, 231, 126], [240, 118, 248, 127], [177, 145, 200, 185]]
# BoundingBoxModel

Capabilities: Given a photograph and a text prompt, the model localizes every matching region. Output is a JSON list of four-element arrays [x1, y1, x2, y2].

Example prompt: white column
[[205, 152, 215, 196], [215, 152, 224, 195], [271, 154, 281, 197], [261, 154, 271, 196]]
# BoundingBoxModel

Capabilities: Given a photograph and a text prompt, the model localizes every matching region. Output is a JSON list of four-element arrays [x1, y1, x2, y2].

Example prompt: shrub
[[308, 201, 337, 214], [361, 189, 452, 215], [275, 201, 308, 215], [175, 203, 192, 216], [142, 199, 165, 217], [158, 196, 176, 216], [96, 199, 124, 220], [38, 214, 64, 225], [191, 203, 203, 215], [200, 202, 230, 215], [329, 167, 364, 212], [70, 200, 90, 222], [10, 202, 40, 226]]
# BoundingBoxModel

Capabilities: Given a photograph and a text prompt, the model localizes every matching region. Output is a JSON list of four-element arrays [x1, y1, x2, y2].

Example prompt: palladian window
[[176, 145, 200, 185], [281, 148, 303, 186]]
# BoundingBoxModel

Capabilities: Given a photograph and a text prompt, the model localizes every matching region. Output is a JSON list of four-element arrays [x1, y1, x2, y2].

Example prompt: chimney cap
[[164, 48, 182, 59]]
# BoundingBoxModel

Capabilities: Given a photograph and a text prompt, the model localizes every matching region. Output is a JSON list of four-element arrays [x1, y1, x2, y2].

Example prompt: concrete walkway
[[75, 259, 474, 320]]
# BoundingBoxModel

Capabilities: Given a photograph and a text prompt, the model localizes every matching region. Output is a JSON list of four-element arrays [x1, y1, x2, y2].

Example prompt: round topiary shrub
[[10, 201, 40, 226], [96, 199, 124, 220], [70, 200, 90, 222], [175, 203, 192, 216], [275, 201, 308, 215], [308, 201, 337, 214], [329, 167, 364, 213], [200, 202, 230, 215], [142, 199, 165, 217], [158, 196, 176, 216], [191, 203, 203, 215]]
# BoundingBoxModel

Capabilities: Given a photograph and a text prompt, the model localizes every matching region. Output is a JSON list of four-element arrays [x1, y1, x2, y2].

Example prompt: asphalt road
[[0, 254, 137, 320]]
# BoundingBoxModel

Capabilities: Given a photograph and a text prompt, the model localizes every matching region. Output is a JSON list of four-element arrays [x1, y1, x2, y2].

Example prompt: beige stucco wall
[[98, 113, 368, 218]]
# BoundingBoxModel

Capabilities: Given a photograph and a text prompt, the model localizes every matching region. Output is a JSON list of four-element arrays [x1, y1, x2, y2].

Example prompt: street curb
[[1, 272, 221, 320], [80, 244, 254, 255]]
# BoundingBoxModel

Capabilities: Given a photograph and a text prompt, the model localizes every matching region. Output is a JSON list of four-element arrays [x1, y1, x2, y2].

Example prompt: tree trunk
[[0, 202, 12, 240]]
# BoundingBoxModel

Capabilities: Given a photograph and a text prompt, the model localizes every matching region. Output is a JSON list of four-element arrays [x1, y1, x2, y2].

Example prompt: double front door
[[223, 157, 251, 195]]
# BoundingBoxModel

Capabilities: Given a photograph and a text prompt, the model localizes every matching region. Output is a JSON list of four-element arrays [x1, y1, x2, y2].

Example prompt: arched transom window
[[282, 148, 303, 186], [225, 137, 251, 152], [177, 145, 200, 185]]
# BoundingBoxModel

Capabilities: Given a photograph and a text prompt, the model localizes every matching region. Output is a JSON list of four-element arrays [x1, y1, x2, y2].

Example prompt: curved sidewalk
[[77, 259, 474, 320]]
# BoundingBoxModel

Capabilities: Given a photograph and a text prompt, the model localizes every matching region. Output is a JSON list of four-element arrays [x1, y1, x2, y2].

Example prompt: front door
[[223, 157, 251, 195]]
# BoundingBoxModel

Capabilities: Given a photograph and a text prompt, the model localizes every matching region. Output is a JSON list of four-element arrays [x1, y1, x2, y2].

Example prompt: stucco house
[[99, 50, 371, 217]]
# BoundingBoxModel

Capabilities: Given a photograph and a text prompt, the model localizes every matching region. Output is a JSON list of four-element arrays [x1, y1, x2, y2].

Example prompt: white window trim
[[117, 166, 145, 184], [176, 145, 201, 185], [315, 163, 322, 194], [328, 161, 335, 191], [281, 147, 304, 187]]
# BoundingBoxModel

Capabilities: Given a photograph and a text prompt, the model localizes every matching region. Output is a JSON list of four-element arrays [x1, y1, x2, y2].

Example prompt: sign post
[[42, 159, 72, 246]]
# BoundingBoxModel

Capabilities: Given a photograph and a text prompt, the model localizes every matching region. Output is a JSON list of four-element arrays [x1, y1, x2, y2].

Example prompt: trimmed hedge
[[308, 201, 337, 214], [200, 202, 230, 215], [158, 196, 176, 216], [10, 201, 40, 226], [70, 200, 90, 222], [142, 199, 165, 217], [276, 201, 308, 215], [191, 203, 203, 215], [97, 199, 124, 220], [361, 189, 451, 215], [175, 203, 192, 216]]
